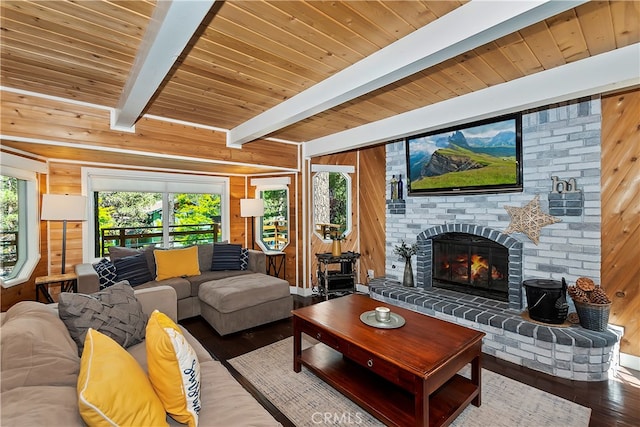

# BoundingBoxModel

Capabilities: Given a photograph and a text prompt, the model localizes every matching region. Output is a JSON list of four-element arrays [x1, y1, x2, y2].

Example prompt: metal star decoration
[[504, 195, 561, 245]]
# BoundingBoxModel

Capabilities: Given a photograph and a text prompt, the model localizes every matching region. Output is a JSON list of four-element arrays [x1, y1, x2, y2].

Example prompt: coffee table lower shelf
[[299, 343, 478, 427]]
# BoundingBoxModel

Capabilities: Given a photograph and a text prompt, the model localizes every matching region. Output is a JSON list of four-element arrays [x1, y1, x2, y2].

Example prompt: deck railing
[[262, 219, 287, 251], [0, 230, 18, 277], [100, 223, 220, 256]]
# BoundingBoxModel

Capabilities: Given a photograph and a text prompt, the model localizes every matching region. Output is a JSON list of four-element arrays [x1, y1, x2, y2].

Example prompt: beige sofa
[[0, 286, 282, 426], [76, 244, 292, 335]]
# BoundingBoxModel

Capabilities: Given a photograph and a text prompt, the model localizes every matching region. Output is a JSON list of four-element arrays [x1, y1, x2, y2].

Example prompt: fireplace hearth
[[432, 232, 509, 302], [369, 280, 620, 381]]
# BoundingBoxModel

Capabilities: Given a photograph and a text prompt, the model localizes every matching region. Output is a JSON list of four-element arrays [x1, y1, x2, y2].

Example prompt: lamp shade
[[240, 198, 264, 217], [41, 194, 88, 221]]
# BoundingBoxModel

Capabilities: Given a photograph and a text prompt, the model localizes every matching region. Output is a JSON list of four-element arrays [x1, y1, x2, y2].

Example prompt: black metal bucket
[[523, 279, 568, 324]]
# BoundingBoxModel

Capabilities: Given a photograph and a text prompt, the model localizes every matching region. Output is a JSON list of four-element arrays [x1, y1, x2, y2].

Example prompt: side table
[[35, 272, 78, 303], [316, 251, 360, 300], [265, 251, 286, 280]]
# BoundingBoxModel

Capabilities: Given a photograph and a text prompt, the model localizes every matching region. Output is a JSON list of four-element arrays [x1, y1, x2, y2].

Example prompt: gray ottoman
[[198, 273, 292, 336]]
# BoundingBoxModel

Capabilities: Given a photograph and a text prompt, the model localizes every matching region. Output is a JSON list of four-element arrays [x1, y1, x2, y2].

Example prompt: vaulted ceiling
[[1, 0, 639, 165]]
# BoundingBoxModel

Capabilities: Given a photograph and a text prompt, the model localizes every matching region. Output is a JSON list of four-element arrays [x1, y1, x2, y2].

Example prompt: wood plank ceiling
[[1, 0, 639, 170]]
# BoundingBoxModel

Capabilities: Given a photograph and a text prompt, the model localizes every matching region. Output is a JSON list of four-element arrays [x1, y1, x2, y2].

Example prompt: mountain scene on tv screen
[[408, 119, 517, 190]]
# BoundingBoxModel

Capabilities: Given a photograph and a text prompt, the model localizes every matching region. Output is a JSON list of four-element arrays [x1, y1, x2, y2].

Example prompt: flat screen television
[[405, 113, 523, 196]]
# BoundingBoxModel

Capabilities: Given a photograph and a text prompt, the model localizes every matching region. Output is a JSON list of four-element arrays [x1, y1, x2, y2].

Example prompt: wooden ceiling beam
[[226, 0, 586, 148], [303, 43, 640, 158], [111, 0, 215, 132]]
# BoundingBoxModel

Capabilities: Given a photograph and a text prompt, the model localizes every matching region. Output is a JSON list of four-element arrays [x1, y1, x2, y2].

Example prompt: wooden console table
[[293, 294, 485, 427]]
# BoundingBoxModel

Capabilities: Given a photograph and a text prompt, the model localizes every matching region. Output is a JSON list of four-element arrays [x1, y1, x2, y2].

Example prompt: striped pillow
[[108, 245, 156, 277], [113, 253, 153, 286], [211, 243, 242, 271]]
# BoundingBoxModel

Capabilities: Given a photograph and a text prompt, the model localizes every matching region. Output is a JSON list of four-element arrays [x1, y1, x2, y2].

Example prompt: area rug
[[228, 337, 591, 427]]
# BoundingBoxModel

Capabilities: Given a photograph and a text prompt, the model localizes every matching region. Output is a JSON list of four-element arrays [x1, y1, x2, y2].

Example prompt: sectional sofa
[[76, 243, 292, 335], [0, 285, 282, 426]]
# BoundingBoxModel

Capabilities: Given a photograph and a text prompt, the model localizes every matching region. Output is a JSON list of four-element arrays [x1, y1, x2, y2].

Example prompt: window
[[0, 154, 43, 287], [84, 168, 229, 261], [170, 192, 222, 246], [259, 188, 288, 251], [95, 191, 222, 256], [1, 176, 23, 279], [311, 165, 353, 242], [252, 177, 290, 252]]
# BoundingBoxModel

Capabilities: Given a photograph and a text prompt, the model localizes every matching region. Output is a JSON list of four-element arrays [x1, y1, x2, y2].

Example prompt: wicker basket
[[573, 300, 611, 331]]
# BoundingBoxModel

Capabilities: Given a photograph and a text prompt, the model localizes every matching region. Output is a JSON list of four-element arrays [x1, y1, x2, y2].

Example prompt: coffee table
[[292, 294, 485, 427]]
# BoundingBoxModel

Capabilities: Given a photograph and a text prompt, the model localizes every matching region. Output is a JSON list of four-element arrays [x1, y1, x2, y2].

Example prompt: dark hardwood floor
[[180, 295, 640, 427]]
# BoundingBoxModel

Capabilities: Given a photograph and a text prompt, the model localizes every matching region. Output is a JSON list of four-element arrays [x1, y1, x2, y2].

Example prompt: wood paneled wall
[[229, 175, 248, 245], [357, 144, 386, 283], [601, 88, 640, 357], [309, 151, 359, 286], [307, 146, 386, 290], [47, 163, 84, 274], [241, 173, 299, 287]]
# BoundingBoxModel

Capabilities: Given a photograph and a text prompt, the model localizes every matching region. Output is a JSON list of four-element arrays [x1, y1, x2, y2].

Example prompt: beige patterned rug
[[229, 337, 591, 427]]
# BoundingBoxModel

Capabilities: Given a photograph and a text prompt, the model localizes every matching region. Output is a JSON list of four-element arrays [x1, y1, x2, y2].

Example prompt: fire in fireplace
[[432, 232, 509, 301]]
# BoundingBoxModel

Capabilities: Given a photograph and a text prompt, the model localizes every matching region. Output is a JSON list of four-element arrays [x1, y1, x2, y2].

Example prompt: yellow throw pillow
[[146, 310, 201, 427], [154, 246, 200, 281], [78, 328, 168, 427]]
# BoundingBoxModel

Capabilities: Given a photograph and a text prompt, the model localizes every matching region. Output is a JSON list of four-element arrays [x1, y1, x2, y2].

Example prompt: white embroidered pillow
[[146, 310, 201, 427]]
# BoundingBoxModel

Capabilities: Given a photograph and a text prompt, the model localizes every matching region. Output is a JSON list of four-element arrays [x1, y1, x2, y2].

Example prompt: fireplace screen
[[432, 233, 509, 301]]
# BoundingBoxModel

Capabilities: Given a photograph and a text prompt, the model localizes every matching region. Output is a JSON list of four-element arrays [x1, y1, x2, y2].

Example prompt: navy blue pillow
[[113, 253, 153, 286], [93, 258, 118, 290], [211, 243, 242, 271]]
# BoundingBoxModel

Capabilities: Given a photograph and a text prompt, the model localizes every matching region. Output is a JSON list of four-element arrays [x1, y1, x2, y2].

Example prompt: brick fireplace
[[385, 98, 602, 306], [381, 98, 621, 381]]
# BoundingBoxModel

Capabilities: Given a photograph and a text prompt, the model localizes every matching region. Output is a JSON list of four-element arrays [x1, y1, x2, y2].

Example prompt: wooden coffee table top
[[293, 294, 485, 378]]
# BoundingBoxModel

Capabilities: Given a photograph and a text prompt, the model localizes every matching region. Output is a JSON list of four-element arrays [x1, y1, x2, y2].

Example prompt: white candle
[[375, 306, 391, 322]]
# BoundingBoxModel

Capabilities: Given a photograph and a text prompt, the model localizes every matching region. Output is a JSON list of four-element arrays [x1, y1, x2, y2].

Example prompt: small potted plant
[[394, 240, 418, 287]]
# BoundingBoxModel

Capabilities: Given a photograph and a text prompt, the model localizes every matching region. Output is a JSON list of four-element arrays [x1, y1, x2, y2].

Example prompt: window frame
[[310, 165, 354, 243], [251, 177, 291, 253], [82, 168, 230, 263], [257, 189, 289, 252], [0, 154, 45, 288]]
